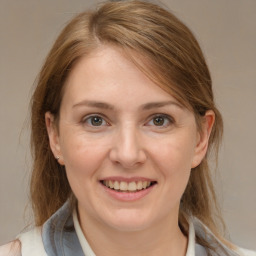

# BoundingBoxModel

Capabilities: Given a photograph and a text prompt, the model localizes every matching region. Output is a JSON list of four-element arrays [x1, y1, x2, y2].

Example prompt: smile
[[100, 180, 157, 192]]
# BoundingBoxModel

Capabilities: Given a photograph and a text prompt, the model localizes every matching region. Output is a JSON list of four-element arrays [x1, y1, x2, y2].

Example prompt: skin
[[0, 241, 21, 256], [46, 45, 214, 256]]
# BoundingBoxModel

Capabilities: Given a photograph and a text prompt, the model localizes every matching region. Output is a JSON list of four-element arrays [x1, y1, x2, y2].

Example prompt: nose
[[109, 126, 147, 169]]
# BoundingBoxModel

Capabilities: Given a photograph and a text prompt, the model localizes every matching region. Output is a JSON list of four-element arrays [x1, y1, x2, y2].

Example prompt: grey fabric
[[192, 217, 240, 256], [41, 200, 240, 256], [42, 200, 84, 256], [195, 244, 207, 256]]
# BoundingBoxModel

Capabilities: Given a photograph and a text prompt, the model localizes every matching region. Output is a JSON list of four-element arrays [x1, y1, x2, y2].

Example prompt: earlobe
[[191, 110, 215, 168], [45, 112, 64, 165]]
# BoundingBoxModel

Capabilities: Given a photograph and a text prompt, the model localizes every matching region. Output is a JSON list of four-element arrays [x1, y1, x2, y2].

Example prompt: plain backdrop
[[0, 0, 255, 250]]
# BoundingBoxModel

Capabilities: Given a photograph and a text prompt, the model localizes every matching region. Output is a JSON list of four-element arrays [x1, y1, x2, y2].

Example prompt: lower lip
[[100, 183, 156, 202]]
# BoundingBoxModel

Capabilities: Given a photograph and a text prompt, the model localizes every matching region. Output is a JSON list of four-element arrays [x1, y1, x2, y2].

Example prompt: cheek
[[60, 134, 111, 204], [151, 133, 196, 175], [149, 133, 196, 198], [59, 133, 110, 180]]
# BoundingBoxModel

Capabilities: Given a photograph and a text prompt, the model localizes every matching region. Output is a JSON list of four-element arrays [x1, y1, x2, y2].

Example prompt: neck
[[78, 209, 188, 256]]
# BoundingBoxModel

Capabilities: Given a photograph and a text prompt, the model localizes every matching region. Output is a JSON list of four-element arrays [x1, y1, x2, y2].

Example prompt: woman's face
[[46, 46, 212, 232]]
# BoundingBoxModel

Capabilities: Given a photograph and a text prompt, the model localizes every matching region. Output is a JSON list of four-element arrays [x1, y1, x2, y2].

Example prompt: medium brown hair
[[30, 0, 228, 253]]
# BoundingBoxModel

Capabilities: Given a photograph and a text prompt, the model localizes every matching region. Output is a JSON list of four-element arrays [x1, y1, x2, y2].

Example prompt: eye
[[83, 115, 108, 127], [146, 114, 173, 128]]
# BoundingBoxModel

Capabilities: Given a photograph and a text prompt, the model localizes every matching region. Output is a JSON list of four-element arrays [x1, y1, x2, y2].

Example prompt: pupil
[[153, 117, 164, 126], [92, 116, 102, 126]]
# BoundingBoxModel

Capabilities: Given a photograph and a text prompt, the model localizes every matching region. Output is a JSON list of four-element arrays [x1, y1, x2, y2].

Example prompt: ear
[[191, 110, 215, 168], [45, 112, 64, 165]]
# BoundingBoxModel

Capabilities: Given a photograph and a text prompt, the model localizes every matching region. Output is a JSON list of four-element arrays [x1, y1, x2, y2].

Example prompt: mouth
[[100, 180, 157, 193]]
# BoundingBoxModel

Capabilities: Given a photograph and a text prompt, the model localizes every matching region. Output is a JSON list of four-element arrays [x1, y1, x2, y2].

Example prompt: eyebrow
[[73, 100, 115, 110], [72, 100, 183, 110], [140, 101, 183, 110]]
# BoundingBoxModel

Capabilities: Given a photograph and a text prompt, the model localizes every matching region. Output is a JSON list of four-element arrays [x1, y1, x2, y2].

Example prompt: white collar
[[73, 209, 96, 256], [186, 218, 196, 256]]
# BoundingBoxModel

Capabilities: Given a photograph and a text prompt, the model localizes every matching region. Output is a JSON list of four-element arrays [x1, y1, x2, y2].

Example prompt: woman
[[1, 1, 255, 255]]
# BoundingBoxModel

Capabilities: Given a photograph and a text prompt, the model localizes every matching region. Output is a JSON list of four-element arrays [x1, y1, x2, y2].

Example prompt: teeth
[[109, 180, 114, 188], [120, 181, 128, 190], [114, 181, 119, 190], [137, 181, 142, 190], [102, 180, 153, 192], [128, 181, 137, 191], [142, 181, 147, 189]]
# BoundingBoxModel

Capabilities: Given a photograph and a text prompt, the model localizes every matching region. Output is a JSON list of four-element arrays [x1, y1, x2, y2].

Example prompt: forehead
[[61, 45, 183, 110]]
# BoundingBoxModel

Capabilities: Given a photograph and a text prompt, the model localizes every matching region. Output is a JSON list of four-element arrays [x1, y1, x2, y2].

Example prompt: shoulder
[[0, 228, 44, 256], [238, 247, 256, 256], [17, 227, 47, 256], [0, 241, 21, 256], [190, 217, 256, 256]]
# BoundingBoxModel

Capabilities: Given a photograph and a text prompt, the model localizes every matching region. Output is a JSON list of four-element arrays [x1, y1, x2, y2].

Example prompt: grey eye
[[84, 115, 108, 127], [90, 116, 103, 126], [146, 114, 174, 128]]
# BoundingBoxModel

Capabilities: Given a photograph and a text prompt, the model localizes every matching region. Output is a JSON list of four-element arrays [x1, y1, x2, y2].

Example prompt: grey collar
[[42, 200, 84, 256], [41, 200, 240, 256]]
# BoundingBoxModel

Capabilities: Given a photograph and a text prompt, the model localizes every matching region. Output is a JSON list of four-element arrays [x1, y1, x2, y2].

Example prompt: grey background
[[0, 0, 255, 250]]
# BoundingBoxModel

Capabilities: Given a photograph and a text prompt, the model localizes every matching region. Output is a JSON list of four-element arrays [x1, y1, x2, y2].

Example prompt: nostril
[[109, 147, 147, 169]]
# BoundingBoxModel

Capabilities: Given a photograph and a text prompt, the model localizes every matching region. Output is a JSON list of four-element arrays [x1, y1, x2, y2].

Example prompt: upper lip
[[100, 176, 156, 182]]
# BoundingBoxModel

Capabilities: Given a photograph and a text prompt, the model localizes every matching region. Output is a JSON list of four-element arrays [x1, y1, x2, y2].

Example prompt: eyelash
[[146, 114, 174, 128], [82, 114, 109, 127], [81, 113, 174, 128]]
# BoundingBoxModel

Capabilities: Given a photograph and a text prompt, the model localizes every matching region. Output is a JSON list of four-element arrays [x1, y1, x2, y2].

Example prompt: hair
[[30, 0, 230, 254]]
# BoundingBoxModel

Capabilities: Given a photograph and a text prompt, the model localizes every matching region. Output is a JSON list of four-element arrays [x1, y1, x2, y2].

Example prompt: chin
[[99, 209, 155, 232]]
